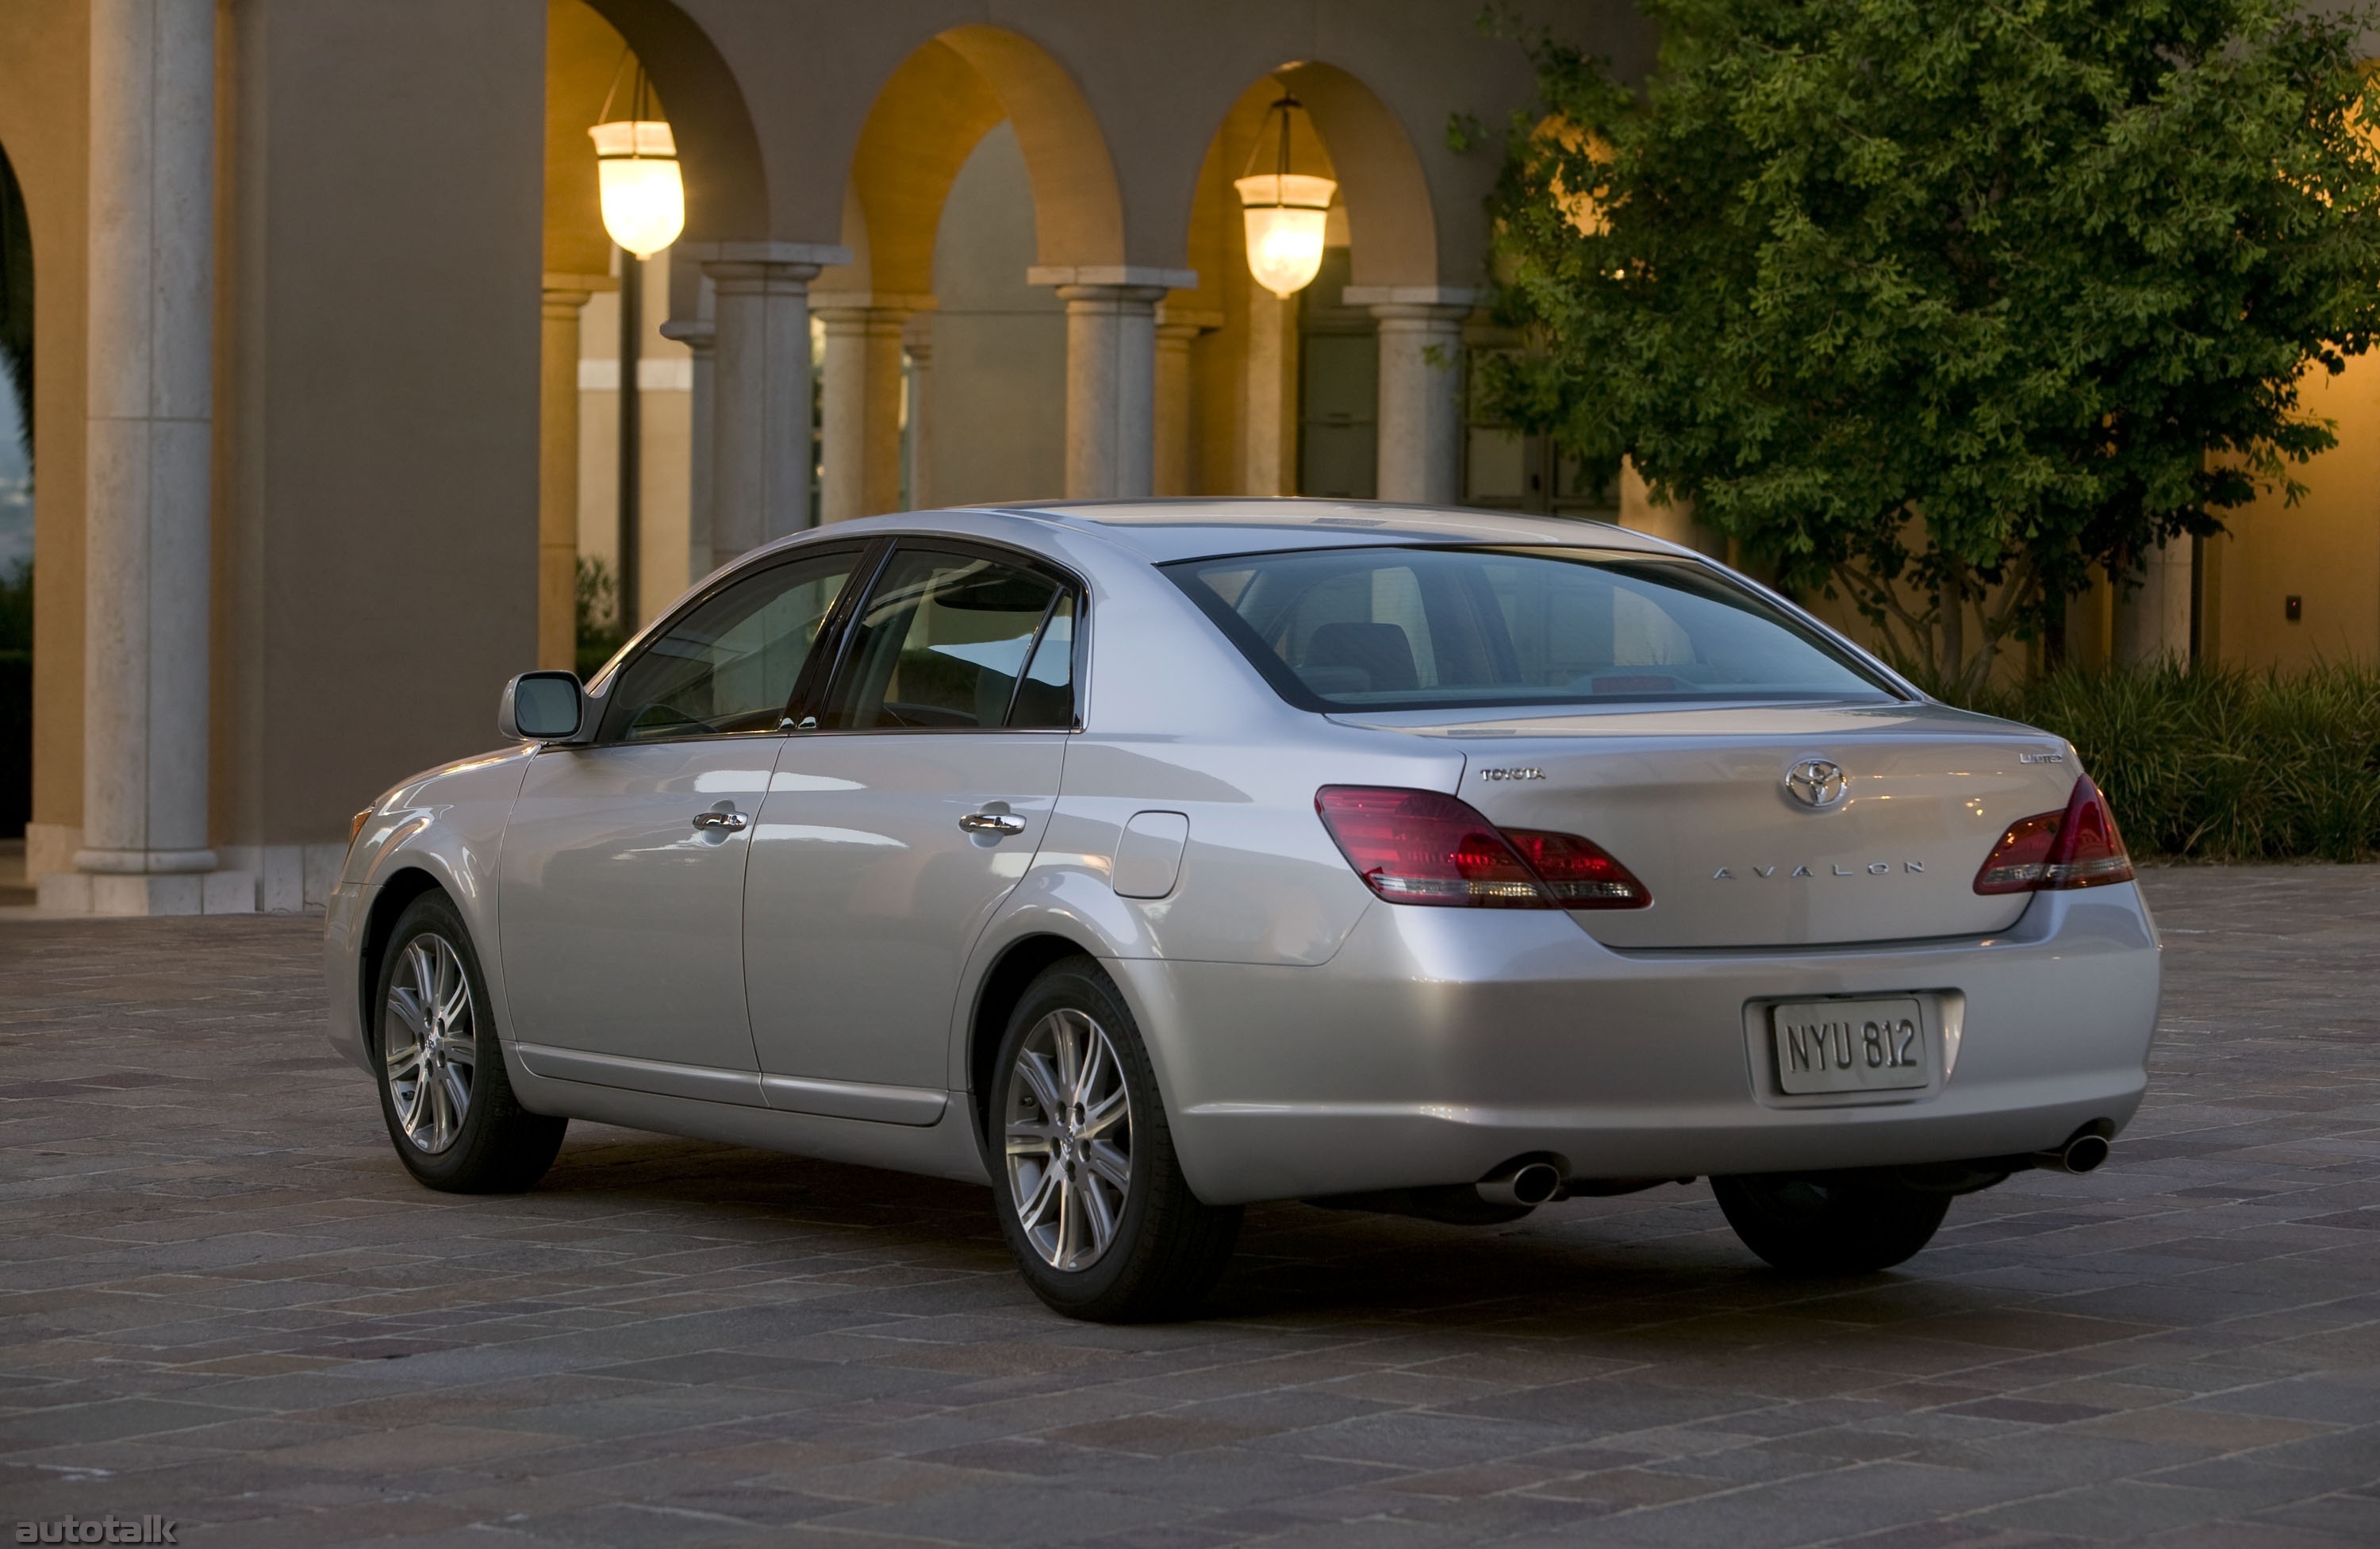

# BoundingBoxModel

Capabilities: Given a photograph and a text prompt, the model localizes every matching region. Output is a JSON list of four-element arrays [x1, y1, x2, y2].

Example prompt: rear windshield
[[1166, 545, 1900, 712]]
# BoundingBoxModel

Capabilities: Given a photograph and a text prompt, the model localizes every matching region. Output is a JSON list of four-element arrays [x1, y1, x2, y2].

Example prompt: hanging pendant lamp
[[1234, 95, 1335, 299], [589, 57, 684, 259]]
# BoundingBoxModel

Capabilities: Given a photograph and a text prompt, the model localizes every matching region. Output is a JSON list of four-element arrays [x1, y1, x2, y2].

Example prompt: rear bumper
[[1124, 885, 2159, 1205]]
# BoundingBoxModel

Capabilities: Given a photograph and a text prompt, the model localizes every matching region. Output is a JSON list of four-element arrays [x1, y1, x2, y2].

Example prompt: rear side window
[[823, 547, 1077, 730], [1168, 545, 1896, 712]]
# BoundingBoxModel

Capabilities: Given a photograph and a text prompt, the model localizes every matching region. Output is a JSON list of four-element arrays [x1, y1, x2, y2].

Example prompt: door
[[743, 544, 1077, 1120], [499, 546, 866, 1095]]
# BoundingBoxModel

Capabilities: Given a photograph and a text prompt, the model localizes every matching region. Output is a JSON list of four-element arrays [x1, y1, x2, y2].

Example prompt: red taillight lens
[[1315, 786, 1651, 910], [1973, 774, 2135, 895], [1503, 828, 1653, 908]]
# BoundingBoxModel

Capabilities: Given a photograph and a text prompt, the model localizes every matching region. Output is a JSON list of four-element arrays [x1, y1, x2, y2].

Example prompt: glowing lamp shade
[[1234, 172, 1335, 299], [589, 120, 684, 259]]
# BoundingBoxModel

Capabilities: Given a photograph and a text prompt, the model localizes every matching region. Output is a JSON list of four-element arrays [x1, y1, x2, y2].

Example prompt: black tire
[[987, 957, 1240, 1321], [372, 890, 566, 1193], [1711, 1171, 1952, 1274]]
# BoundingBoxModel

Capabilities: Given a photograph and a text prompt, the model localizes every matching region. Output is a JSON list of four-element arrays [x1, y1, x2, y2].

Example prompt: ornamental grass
[[1946, 662, 2380, 863]]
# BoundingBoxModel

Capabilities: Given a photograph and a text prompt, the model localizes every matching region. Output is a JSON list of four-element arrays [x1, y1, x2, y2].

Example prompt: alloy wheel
[[1004, 1006, 1133, 1270], [383, 933, 477, 1155]]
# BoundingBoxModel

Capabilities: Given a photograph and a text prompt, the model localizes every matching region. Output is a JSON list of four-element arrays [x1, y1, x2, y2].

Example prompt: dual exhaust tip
[[1474, 1124, 2113, 1208]]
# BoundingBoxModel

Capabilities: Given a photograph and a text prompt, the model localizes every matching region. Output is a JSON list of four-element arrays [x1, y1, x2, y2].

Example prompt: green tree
[[0, 146, 29, 466], [1482, 0, 2380, 687]]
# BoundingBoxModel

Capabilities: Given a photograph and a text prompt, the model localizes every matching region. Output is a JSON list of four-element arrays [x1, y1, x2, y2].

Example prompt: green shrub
[[1939, 661, 2380, 862]]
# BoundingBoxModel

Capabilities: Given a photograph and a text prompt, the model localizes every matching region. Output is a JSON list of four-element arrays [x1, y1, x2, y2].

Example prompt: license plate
[[1771, 998, 1930, 1094]]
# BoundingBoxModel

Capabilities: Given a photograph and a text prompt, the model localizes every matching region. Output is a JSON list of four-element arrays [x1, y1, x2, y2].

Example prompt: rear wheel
[[374, 891, 566, 1193], [1712, 1171, 1951, 1274], [989, 958, 1240, 1321]]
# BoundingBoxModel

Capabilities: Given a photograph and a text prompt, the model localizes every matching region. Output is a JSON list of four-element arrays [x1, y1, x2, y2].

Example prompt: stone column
[[1154, 306, 1220, 498], [902, 313, 935, 510], [60, 0, 242, 915], [1348, 286, 1476, 506], [816, 295, 923, 523], [539, 275, 606, 671], [657, 313, 715, 584], [2114, 538, 2195, 666], [697, 242, 846, 557], [1030, 266, 1194, 499]]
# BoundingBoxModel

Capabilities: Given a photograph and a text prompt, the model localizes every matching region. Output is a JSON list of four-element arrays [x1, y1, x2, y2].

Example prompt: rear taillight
[[1973, 774, 2135, 894], [1315, 786, 1651, 910]]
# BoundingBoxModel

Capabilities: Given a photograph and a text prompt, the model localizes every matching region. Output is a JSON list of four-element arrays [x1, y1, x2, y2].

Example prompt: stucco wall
[[0, 0, 89, 876], [218, 0, 545, 849]]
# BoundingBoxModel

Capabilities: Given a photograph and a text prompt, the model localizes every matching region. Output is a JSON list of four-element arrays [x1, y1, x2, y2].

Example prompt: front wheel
[[374, 890, 566, 1193], [988, 959, 1240, 1321], [1711, 1171, 1951, 1275]]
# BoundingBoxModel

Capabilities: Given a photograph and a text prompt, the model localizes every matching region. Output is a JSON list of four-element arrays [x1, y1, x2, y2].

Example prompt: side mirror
[[499, 671, 583, 742]]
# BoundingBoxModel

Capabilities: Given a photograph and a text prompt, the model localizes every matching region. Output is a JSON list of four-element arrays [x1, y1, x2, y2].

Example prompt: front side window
[[598, 549, 860, 742], [823, 547, 1076, 731], [1169, 545, 1898, 713]]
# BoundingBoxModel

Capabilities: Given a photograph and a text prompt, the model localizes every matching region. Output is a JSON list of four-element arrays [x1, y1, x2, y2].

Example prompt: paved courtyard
[[1, 867, 2376, 1548]]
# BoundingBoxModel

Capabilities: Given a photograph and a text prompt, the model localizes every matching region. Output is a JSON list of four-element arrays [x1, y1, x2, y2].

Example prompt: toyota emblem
[[1785, 759, 1848, 809]]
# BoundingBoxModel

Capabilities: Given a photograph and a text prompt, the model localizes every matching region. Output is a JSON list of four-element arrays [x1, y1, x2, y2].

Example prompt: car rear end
[[1142, 530, 2159, 1206]]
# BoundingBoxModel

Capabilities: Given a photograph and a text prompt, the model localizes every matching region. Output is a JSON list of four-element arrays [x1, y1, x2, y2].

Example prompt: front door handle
[[958, 811, 1027, 836], [692, 809, 749, 833]]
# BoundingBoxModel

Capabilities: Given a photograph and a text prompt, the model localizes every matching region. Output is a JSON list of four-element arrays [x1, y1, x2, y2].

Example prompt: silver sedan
[[325, 501, 2159, 1320]]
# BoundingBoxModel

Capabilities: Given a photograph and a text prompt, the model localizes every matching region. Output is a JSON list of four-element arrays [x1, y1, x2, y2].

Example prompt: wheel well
[[358, 867, 446, 1056], [968, 932, 1094, 1145]]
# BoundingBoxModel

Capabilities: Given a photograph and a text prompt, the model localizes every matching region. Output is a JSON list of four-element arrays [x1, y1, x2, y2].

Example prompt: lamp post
[[1234, 96, 1335, 300]]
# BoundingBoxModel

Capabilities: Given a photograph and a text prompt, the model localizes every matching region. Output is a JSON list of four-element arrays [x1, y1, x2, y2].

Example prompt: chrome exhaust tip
[[1476, 1160, 1564, 1208], [2032, 1132, 2111, 1175]]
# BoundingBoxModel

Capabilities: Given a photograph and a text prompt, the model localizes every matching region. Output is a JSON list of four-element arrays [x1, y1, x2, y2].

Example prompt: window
[[823, 547, 1076, 731], [1170, 545, 1897, 713], [597, 549, 860, 742]]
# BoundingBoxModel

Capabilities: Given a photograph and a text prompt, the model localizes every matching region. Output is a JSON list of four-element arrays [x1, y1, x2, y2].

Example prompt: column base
[[36, 870, 259, 916]]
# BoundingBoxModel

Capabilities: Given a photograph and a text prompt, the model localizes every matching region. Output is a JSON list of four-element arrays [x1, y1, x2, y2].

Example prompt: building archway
[[819, 25, 1142, 516], [1174, 63, 1458, 504]]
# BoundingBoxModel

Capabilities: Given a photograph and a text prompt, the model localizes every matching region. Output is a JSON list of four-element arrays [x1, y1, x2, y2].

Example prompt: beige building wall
[[0, 0, 90, 879], [2208, 352, 2380, 670], [215, 0, 545, 886]]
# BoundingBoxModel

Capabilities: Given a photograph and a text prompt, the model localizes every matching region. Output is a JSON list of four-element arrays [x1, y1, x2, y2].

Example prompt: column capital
[[542, 271, 617, 301], [1156, 305, 1224, 339], [657, 317, 715, 351], [1029, 263, 1197, 290], [703, 259, 826, 292], [1054, 283, 1170, 311], [681, 240, 852, 268], [809, 291, 936, 318], [1342, 284, 1481, 311]]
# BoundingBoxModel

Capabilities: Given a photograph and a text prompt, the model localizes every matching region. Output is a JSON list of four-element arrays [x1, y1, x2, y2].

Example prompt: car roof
[[973, 498, 1693, 564]]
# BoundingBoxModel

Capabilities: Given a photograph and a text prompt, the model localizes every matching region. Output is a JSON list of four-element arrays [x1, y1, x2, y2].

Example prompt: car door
[[498, 545, 869, 1100], [743, 542, 1077, 1122]]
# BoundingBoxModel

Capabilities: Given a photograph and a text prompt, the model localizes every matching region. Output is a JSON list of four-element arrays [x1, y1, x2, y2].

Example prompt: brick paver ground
[[2, 866, 2376, 1547]]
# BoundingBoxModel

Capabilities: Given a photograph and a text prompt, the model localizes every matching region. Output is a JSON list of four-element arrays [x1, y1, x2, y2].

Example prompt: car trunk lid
[[1335, 701, 2079, 949]]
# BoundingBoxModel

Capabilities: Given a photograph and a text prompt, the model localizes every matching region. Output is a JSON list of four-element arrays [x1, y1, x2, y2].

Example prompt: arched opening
[[1174, 63, 1449, 502], [0, 140, 31, 876], [544, 0, 761, 660], [817, 26, 1131, 515]]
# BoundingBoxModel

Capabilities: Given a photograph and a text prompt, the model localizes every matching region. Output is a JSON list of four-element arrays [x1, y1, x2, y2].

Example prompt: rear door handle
[[958, 811, 1027, 836], [692, 810, 748, 832]]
